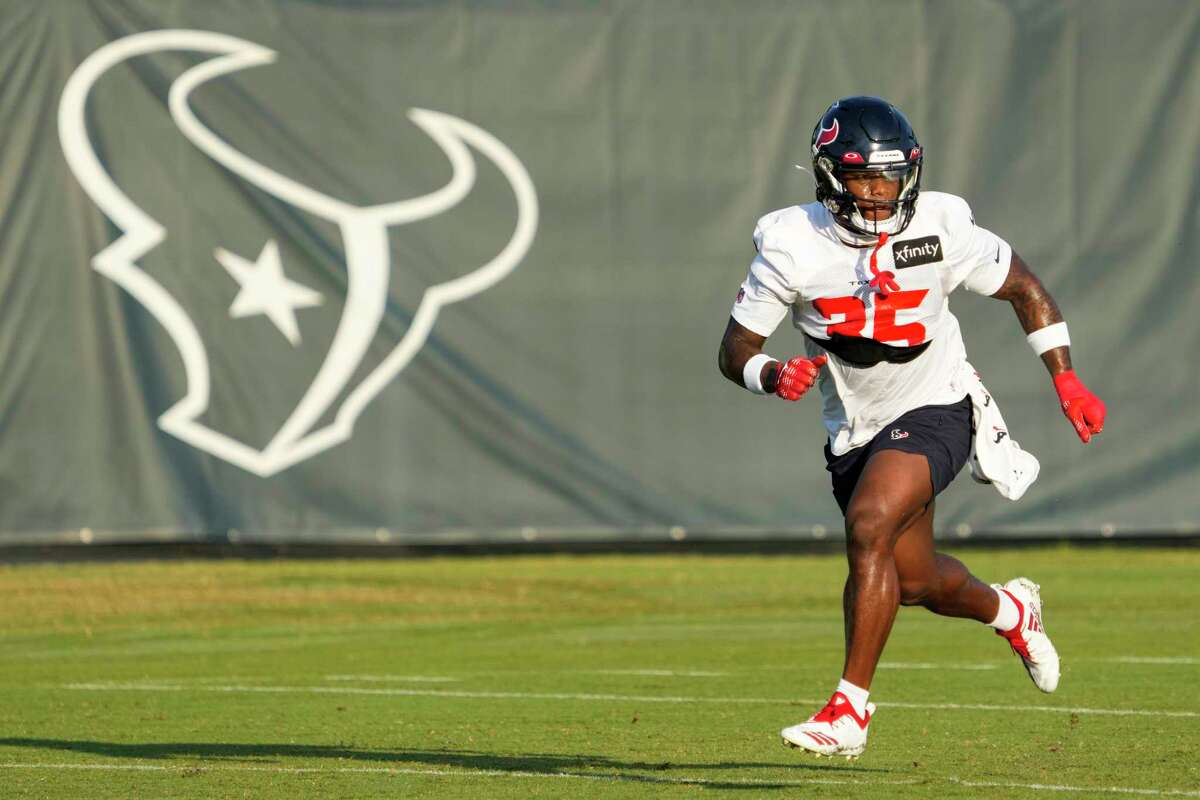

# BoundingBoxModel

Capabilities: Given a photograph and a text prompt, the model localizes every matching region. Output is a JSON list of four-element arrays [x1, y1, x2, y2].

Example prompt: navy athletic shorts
[[823, 395, 972, 515]]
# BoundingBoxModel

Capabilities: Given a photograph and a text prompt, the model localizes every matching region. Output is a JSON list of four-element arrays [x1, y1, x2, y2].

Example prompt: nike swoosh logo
[[994, 245, 1001, 263]]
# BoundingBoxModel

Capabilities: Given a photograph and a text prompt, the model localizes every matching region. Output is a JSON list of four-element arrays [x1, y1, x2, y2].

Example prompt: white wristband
[[1026, 321, 1070, 356], [743, 353, 778, 395]]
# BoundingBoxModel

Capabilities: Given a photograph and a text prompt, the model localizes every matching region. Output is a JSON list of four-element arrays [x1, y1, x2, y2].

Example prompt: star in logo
[[215, 239, 322, 346]]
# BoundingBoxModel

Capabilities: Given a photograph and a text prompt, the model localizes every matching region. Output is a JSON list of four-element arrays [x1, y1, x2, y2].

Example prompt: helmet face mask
[[810, 97, 923, 239]]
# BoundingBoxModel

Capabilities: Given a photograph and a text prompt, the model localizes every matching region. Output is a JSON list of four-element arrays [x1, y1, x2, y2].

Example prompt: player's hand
[[1052, 370, 1105, 443], [775, 355, 827, 401]]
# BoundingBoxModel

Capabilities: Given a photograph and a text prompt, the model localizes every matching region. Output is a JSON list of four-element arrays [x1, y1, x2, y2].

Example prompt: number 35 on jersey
[[812, 289, 930, 346]]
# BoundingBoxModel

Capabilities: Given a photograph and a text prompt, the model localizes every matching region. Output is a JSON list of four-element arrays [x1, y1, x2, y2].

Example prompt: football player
[[717, 96, 1105, 758]]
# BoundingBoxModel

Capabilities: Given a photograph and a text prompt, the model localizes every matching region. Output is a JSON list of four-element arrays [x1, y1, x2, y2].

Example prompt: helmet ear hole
[[819, 157, 841, 190]]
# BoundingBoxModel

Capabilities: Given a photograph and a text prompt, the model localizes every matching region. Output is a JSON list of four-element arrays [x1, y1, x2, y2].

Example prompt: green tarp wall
[[1, 0, 1197, 544]]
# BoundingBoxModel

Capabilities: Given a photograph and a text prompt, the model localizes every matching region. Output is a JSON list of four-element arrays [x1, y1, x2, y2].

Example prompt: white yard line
[[585, 669, 728, 677], [877, 662, 997, 671], [875, 698, 1196, 717], [61, 681, 1200, 718], [324, 670, 729, 680], [323, 675, 460, 683], [0, 762, 1195, 796], [946, 776, 1200, 797], [319, 659, 1200, 683]]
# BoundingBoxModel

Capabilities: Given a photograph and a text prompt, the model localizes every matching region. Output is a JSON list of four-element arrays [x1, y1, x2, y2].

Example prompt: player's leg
[[839, 448, 935, 689], [785, 396, 975, 757], [890, 490, 1060, 693], [893, 500, 1000, 622], [782, 447, 931, 758]]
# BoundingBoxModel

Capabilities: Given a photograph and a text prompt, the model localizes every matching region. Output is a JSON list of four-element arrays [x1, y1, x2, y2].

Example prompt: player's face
[[842, 170, 901, 221]]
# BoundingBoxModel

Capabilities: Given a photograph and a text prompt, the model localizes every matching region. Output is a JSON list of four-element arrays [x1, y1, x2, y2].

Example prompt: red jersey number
[[813, 289, 929, 346], [811, 295, 866, 337]]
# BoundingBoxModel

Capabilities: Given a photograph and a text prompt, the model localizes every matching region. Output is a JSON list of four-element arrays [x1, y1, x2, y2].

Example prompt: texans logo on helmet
[[813, 118, 839, 154]]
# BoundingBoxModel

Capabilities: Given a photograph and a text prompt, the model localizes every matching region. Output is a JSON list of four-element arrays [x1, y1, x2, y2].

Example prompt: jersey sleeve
[[941, 196, 1013, 296], [730, 224, 799, 337]]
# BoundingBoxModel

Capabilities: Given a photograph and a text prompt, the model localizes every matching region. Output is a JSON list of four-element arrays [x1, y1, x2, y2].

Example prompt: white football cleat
[[994, 577, 1060, 693], [781, 692, 874, 758]]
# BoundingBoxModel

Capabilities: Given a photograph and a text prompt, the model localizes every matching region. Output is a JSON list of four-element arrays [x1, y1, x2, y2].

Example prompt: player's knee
[[844, 504, 897, 555], [899, 577, 938, 606]]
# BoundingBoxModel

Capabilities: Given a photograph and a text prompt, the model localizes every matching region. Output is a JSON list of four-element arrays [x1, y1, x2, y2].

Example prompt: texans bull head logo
[[58, 30, 538, 477], [812, 117, 839, 154]]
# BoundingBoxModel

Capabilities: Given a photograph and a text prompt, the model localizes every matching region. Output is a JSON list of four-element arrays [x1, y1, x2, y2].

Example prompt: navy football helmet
[[810, 96, 923, 238]]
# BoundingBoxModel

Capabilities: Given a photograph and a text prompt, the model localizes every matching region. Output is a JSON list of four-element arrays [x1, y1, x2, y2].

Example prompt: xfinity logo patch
[[892, 236, 943, 269]]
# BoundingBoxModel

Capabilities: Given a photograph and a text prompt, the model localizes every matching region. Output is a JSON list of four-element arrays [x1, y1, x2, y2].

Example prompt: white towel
[[959, 363, 1040, 501]]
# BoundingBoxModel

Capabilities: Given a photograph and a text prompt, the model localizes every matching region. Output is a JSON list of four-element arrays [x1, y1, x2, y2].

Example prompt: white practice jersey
[[731, 191, 1012, 456]]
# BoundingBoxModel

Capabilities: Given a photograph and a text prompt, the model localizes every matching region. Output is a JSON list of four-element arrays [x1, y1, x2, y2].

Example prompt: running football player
[[717, 96, 1105, 758]]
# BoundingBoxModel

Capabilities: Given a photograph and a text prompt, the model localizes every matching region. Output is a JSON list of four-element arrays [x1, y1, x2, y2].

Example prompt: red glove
[[775, 355, 827, 401], [1053, 370, 1106, 443]]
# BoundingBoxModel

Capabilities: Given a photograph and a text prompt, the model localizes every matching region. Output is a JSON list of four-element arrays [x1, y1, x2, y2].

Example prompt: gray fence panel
[[0, 0, 1195, 543]]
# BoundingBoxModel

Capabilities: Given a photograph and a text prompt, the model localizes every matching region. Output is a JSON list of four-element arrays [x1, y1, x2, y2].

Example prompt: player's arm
[[717, 317, 825, 401], [990, 251, 1106, 442], [718, 317, 772, 387], [990, 251, 1069, 373]]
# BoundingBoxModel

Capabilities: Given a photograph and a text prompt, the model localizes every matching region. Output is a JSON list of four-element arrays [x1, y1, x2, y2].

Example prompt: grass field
[[0, 545, 1196, 799]]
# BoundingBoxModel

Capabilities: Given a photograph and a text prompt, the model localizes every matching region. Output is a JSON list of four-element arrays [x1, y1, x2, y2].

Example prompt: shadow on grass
[[0, 738, 890, 788]]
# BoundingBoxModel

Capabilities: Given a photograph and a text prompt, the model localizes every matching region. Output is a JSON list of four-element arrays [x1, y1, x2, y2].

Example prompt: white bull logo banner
[[59, 29, 538, 477]]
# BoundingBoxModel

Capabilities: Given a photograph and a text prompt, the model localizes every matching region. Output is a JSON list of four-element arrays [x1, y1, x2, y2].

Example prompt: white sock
[[836, 678, 870, 717], [988, 586, 1021, 631]]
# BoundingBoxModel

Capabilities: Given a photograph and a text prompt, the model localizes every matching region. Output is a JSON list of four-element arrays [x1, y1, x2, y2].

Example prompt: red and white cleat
[[994, 577, 1060, 693], [781, 692, 874, 758]]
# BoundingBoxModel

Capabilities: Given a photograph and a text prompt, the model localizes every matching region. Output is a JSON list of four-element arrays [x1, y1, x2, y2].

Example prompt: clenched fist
[[1052, 370, 1106, 443], [775, 355, 827, 401]]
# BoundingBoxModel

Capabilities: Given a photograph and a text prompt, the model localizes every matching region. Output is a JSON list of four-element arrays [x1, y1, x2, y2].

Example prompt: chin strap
[[867, 231, 899, 297]]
